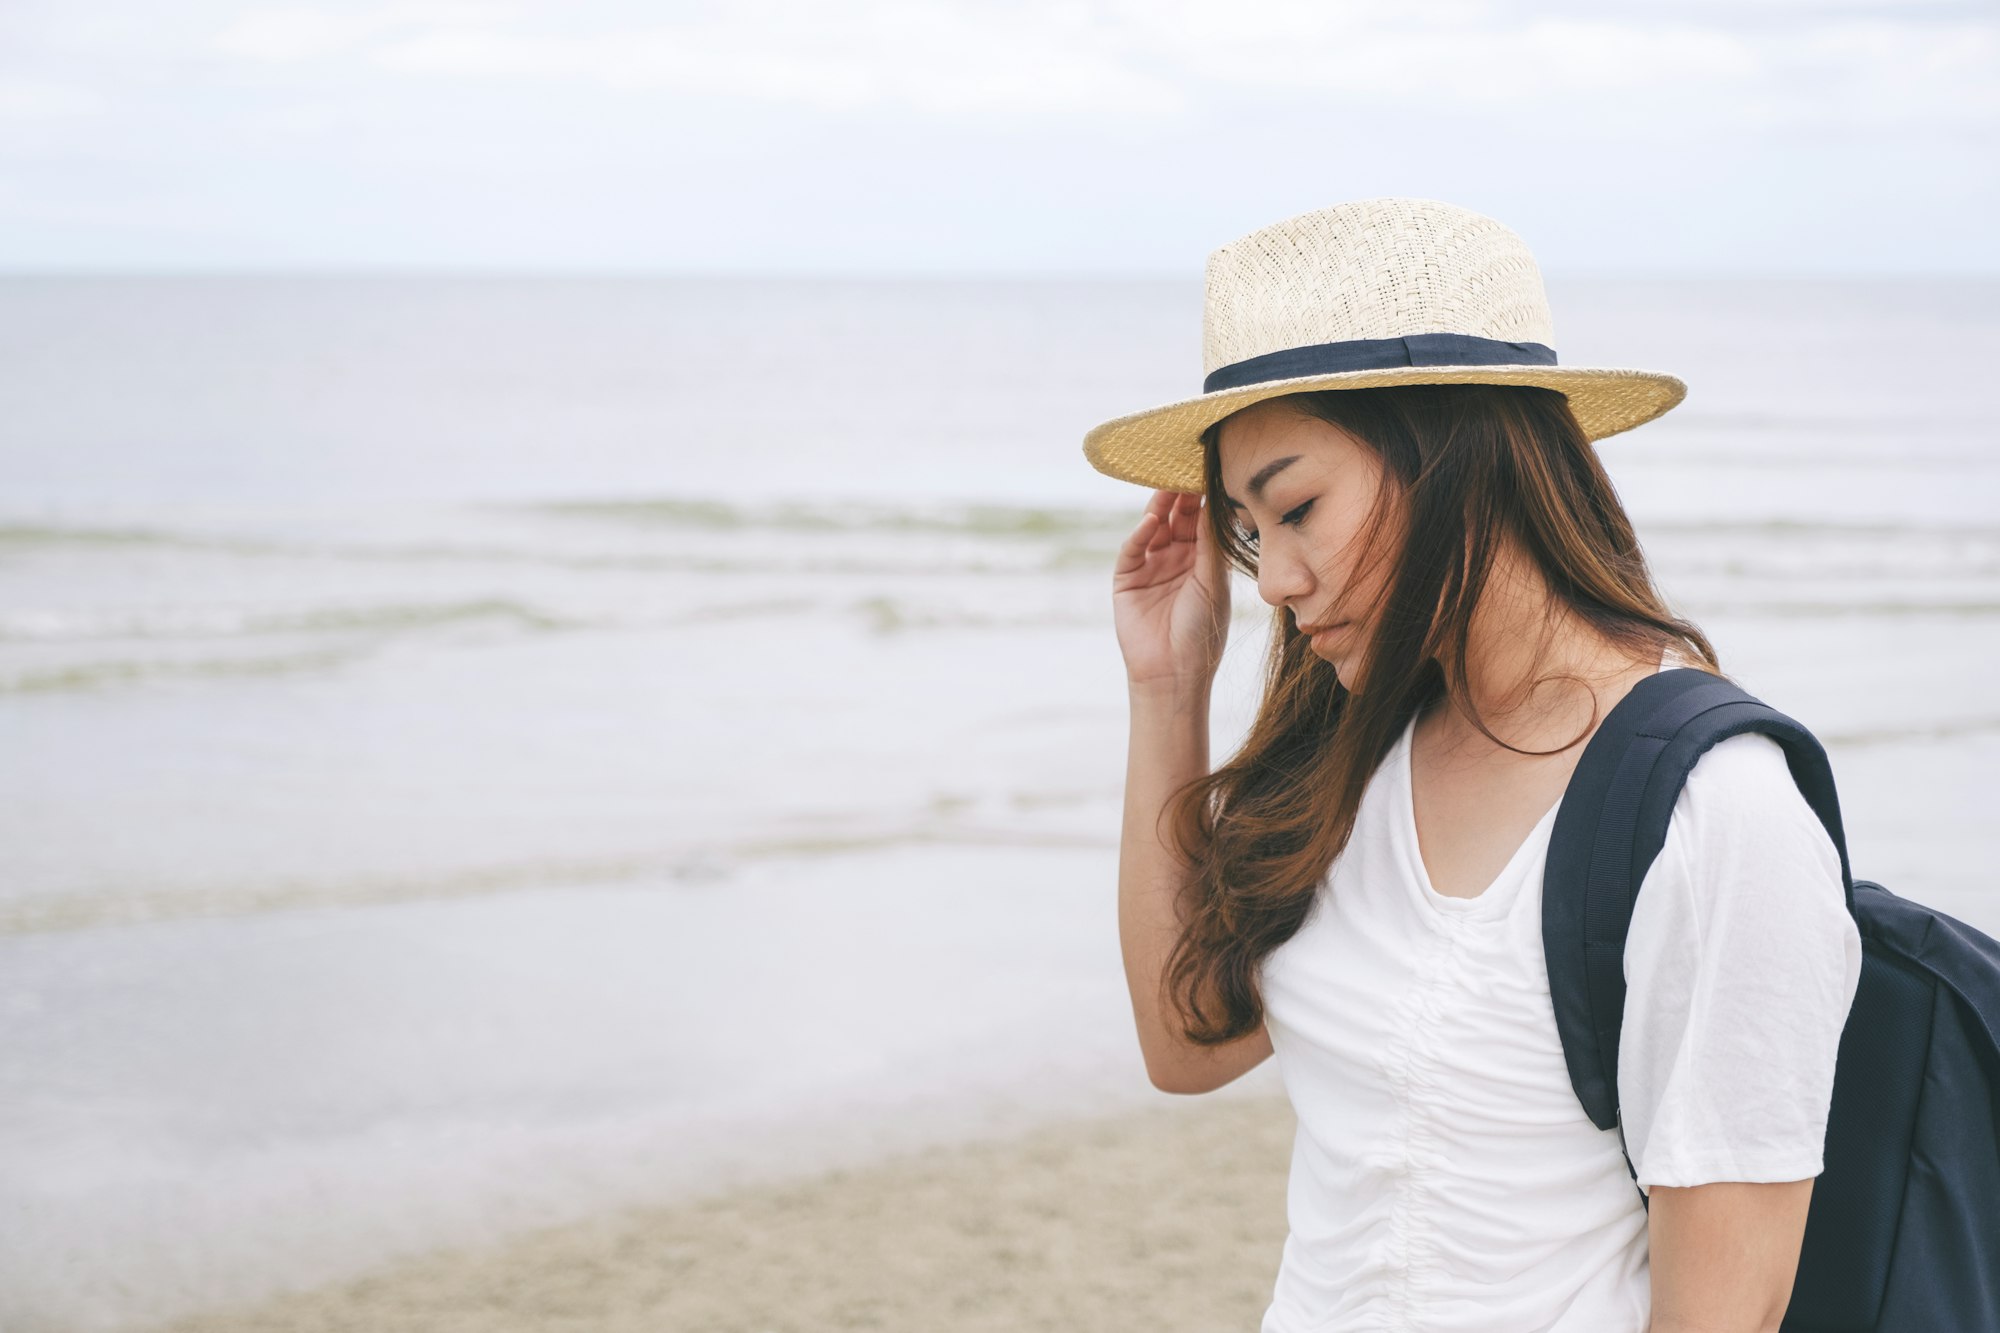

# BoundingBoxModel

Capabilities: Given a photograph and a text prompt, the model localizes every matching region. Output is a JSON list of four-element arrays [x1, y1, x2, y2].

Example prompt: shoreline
[[155, 1090, 1297, 1333]]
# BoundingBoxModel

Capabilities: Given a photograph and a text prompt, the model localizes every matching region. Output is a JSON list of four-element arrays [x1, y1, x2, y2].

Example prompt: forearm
[[1116, 679, 1212, 1084]]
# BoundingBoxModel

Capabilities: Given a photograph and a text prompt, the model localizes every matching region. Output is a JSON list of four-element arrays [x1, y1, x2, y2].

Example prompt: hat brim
[[1081, 364, 1688, 493]]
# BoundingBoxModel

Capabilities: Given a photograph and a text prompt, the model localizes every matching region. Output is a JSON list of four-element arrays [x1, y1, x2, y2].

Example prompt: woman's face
[[1216, 399, 1401, 677]]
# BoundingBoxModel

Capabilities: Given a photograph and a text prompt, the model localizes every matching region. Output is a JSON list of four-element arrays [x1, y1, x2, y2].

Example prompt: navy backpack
[[1542, 665, 2000, 1330]]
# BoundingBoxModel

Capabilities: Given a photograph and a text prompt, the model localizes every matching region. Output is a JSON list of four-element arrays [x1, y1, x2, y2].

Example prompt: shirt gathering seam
[[1370, 913, 1468, 1329]]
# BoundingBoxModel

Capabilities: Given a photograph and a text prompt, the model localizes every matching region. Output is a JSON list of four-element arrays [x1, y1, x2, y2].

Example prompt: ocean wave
[[1664, 410, 1993, 439], [1695, 598, 2000, 618], [0, 821, 1113, 937], [0, 597, 589, 644], [0, 644, 379, 694], [0, 598, 602, 693], [6, 512, 1998, 599], [1619, 448, 1995, 470], [0, 518, 1090, 576], [498, 495, 1139, 540], [0, 522, 296, 556], [1644, 517, 2000, 540]]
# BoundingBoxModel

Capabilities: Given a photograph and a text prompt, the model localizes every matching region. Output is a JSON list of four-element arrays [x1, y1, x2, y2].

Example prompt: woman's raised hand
[[1112, 489, 1232, 692]]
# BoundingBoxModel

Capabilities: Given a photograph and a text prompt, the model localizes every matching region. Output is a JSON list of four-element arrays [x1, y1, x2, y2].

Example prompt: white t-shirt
[[1255, 649, 1864, 1333]]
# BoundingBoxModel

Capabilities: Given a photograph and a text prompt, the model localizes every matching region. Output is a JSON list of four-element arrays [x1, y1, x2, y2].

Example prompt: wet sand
[[158, 1091, 1297, 1332]]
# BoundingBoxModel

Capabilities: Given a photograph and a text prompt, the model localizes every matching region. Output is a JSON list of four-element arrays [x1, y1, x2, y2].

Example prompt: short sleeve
[[1616, 730, 1864, 1196]]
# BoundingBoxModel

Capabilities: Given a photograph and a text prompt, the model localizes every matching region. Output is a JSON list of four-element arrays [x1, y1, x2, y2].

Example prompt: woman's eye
[[1244, 499, 1314, 545]]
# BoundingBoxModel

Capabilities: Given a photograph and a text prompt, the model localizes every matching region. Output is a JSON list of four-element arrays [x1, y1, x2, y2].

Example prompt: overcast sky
[[2, 0, 1995, 275]]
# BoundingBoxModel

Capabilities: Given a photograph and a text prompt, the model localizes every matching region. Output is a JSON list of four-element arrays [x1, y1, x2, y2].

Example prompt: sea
[[1, 272, 1996, 1330]]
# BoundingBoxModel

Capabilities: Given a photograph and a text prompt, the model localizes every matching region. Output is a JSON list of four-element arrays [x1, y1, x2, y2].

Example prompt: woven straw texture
[[1081, 197, 1687, 493]]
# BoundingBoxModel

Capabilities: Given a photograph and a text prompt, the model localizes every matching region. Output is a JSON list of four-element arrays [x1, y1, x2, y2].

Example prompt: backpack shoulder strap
[[1542, 666, 1858, 1138]]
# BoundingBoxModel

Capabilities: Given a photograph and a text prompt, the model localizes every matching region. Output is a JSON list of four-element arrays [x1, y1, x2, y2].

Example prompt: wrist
[[1127, 674, 1215, 710]]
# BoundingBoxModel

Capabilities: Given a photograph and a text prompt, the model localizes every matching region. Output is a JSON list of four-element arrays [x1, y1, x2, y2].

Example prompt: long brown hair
[[1160, 382, 1725, 1045]]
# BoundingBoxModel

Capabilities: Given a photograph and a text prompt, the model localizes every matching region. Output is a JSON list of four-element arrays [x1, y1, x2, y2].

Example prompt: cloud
[[1780, 18, 2000, 125], [211, 2, 512, 63], [1128, 11, 1760, 101], [0, 78, 104, 121], [364, 9, 1184, 117], [194, 0, 1996, 132], [1, 0, 1991, 270]]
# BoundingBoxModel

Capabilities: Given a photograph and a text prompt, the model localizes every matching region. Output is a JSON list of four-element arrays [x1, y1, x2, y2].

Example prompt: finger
[[1114, 511, 1162, 573], [1119, 508, 1161, 550]]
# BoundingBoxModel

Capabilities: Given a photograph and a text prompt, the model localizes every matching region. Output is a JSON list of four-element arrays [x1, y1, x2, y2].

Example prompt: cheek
[[1317, 523, 1395, 603], [1319, 521, 1375, 576]]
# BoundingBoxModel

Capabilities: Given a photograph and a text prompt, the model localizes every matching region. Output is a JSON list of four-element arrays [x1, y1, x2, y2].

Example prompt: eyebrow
[[1222, 454, 1303, 511]]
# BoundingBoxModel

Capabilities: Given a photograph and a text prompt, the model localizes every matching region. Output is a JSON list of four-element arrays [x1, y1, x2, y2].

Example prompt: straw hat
[[1081, 196, 1687, 493]]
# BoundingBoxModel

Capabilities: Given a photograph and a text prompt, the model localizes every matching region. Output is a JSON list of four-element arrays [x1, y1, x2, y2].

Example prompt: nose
[[1255, 545, 1313, 611]]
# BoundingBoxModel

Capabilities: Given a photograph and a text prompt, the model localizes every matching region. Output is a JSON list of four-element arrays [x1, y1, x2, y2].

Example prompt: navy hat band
[[1202, 332, 1559, 395]]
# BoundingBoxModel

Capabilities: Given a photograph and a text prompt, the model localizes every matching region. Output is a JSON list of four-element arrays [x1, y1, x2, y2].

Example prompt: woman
[[1088, 199, 1862, 1332]]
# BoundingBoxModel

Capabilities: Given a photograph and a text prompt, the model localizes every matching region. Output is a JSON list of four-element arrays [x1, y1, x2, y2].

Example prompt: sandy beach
[[156, 1091, 1297, 1333]]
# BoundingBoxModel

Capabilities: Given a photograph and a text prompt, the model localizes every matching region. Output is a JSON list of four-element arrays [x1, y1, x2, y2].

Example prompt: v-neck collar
[[1395, 707, 1560, 920], [1393, 645, 1684, 920]]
